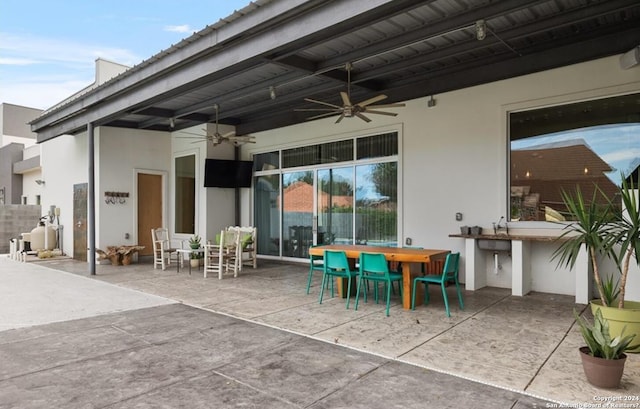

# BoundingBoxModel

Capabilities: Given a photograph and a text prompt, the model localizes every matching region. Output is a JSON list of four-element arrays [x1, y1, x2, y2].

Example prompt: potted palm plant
[[574, 308, 635, 388], [553, 175, 640, 351]]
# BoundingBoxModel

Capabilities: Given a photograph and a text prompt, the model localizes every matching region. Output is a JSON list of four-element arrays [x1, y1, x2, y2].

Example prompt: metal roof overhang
[[31, 0, 640, 143]]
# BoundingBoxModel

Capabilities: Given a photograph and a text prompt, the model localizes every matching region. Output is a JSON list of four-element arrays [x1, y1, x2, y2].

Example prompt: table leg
[[402, 263, 424, 309], [336, 276, 357, 298]]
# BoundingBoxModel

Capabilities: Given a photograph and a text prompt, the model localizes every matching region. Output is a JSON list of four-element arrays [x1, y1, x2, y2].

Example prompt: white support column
[[511, 240, 531, 296], [465, 238, 487, 291]]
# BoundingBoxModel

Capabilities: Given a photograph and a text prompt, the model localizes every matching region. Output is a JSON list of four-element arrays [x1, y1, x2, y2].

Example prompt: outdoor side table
[[176, 248, 204, 275]]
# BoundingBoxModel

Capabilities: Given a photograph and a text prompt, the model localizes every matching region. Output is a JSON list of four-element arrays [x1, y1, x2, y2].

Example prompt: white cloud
[[164, 25, 193, 33], [0, 32, 141, 67], [0, 78, 94, 110], [601, 148, 640, 164], [0, 32, 142, 108], [0, 57, 39, 66]]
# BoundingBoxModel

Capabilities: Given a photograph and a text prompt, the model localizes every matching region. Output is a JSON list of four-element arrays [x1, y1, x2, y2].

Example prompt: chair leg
[[306, 266, 314, 294], [441, 283, 451, 317], [319, 273, 327, 304], [345, 275, 352, 310], [355, 275, 363, 311], [455, 280, 465, 310], [385, 279, 392, 316], [411, 280, 418, 310], [423, 282, 430, 305]]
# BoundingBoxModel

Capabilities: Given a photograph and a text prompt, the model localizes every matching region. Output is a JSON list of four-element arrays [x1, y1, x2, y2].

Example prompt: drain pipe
[[493, 252, 501, 274]]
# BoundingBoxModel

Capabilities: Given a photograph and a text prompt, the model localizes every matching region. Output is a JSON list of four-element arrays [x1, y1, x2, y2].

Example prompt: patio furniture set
[[151, 226, 257, 278], [308, 244, 464, 317]]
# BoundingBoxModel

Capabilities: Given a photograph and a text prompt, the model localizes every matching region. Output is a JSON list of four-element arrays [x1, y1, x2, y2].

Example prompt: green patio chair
[[306, 246, 331, 294], [411, 252, 463, 317], [355, 252, 403, 316], [319, 250, 358, 309]]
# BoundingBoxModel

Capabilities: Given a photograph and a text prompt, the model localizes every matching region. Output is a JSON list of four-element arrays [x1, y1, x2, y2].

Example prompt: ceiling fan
[[295, 62, 405, 123], [177, 104, 255, 146]]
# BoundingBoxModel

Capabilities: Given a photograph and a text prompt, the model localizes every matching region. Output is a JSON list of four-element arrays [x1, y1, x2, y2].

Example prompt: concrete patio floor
[[3, 256, 640, 406]]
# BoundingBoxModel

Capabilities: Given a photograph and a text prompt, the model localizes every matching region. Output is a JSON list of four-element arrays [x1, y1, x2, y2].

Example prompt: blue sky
[[0, 0, 250, 109]]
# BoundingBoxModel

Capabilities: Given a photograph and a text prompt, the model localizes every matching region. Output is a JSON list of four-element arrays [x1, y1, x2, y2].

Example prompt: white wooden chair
[[151, 228, 179, 270], [204, 229, 241, 279], [228, 226, 257, 270]]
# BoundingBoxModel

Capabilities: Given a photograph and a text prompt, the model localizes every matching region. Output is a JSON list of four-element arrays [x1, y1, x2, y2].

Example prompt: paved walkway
[[0, 257, 554, 408], [2, 256, 638, 407]]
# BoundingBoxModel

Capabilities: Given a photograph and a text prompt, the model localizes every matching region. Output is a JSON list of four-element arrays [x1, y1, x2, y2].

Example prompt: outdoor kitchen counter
[[449, 233, 589, 304], [448, 234, 565, 242]]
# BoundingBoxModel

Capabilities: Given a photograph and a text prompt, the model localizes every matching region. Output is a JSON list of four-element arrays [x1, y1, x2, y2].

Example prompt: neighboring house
[[0, 103, 43, 205], [27, 1, 640, 302]]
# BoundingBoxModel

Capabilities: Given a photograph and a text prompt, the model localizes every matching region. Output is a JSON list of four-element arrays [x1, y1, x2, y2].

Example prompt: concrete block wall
[[0, 205, 41, 253]]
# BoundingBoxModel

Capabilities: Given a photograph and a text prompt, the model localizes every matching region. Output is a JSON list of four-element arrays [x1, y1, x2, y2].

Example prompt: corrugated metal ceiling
[[32, 0, 640, 141]]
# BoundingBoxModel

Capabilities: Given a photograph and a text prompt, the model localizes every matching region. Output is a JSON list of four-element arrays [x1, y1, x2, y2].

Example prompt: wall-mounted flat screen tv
[[204, 159, 253, 188]]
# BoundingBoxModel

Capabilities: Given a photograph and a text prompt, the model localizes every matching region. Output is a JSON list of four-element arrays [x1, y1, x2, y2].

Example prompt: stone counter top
[[448, 234, 566, 242]]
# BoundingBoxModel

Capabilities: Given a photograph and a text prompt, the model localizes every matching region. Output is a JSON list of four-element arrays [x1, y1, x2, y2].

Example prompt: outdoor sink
[[477, 238, 511, 252]]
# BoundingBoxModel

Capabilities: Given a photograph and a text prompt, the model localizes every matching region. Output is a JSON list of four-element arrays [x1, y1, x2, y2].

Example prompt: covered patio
[[39, 258, 640, 405]]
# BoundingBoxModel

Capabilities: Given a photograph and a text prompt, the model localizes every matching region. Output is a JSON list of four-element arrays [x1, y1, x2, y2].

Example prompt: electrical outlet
[[405, 237, 412, 246], [455, 212, 463, 221]]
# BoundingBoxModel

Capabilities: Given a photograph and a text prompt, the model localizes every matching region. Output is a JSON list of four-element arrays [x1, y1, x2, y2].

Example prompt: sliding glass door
[[282, 171, 314, 257], [317, 167, 354, 246], [254, 131, 399, 259]]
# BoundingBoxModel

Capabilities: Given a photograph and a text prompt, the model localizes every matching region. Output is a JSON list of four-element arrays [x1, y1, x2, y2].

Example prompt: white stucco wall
[[37, 54, 639, 300], [40, 133, 89, 256], [245, 54, 640, 297], [97, 127, 171, 249]]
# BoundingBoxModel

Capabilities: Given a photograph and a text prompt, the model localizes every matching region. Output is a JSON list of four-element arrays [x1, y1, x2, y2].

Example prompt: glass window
[[254, 174, 280, 256], [355, 162, 398, 246], [175, 154, 195, 234], [509, 93, 640, 222], [317, 167, 354, 245], [357, 132, 398, 159], [283, 140, 353, 168], [255, 151, 279, 171], [282, 171, 314, 257]]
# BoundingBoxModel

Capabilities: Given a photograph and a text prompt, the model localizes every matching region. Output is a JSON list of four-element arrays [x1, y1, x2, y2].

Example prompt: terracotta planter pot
[[591, 300, 640, 353], [579, 347, 626, 388]]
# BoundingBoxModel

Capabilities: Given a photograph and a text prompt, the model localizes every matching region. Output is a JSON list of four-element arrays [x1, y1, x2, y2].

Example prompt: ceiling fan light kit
[[296, 62, 405, 123]]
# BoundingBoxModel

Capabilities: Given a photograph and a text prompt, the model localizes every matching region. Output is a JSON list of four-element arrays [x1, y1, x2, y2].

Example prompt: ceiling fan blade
[[355, 112, 371, 123], [362, 109, 398, 117], [304, 98, 342, 109], [335, 113, 346, 123], [340, 92, 351, 106], [294, 108, 340, 112], [231, 138, 256, 144], [357, 94, 387, 107], [222, 130, 236, 138], [306, 111, 342, 120], [367, 103, 406, 109]]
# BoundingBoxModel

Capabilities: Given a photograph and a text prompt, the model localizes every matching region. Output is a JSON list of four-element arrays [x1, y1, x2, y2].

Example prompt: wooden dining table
[[308, 244, 450, 310]]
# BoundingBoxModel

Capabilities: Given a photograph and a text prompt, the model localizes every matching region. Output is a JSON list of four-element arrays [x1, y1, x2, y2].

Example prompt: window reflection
[[510, 93, 640, 221]]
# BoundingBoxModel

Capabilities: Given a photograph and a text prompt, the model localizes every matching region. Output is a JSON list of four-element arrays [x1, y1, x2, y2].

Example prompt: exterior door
[[73, 183, 87, 262], [137, 173, 162, 256]]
